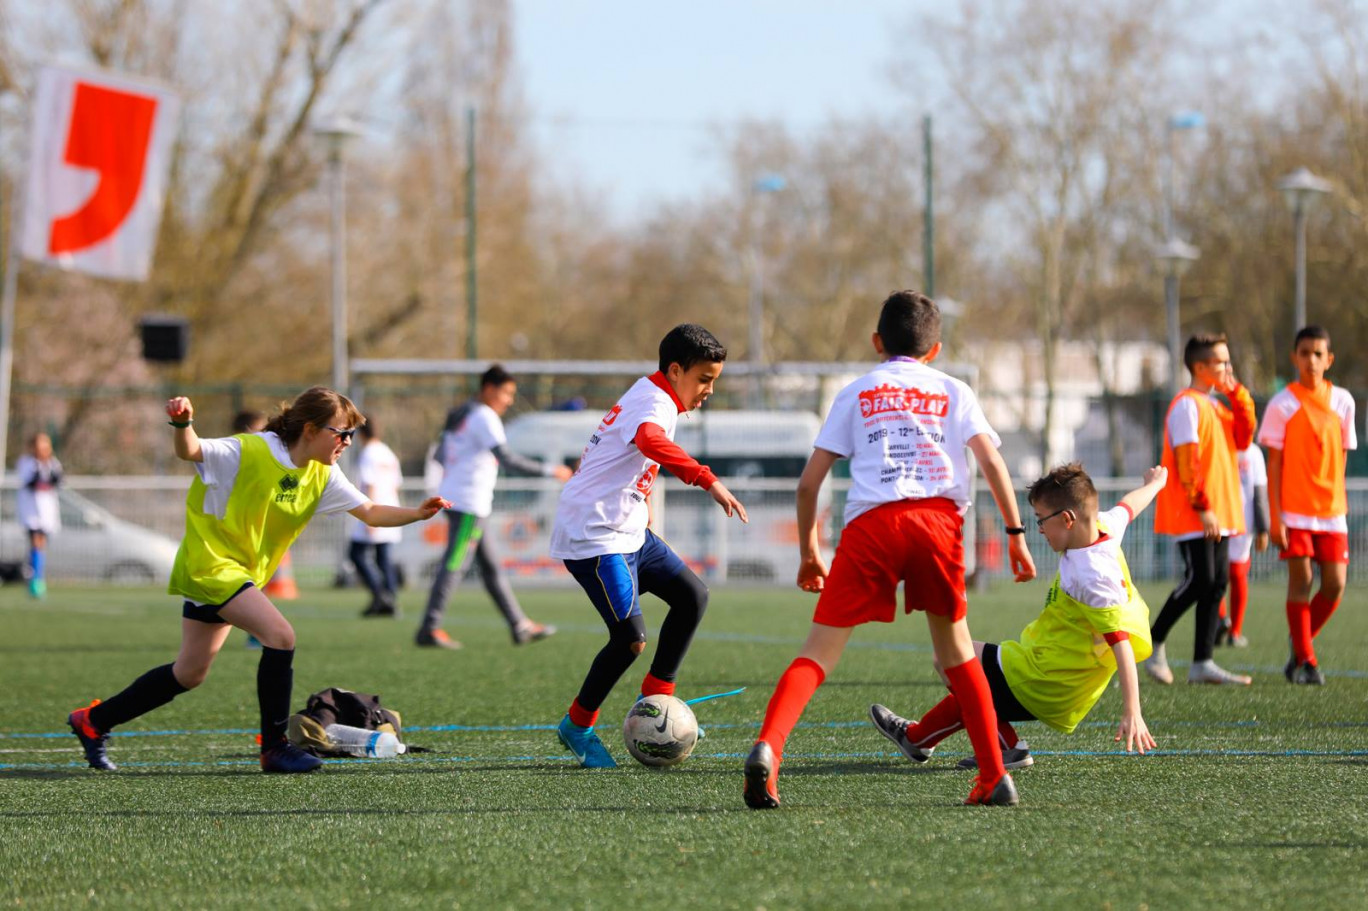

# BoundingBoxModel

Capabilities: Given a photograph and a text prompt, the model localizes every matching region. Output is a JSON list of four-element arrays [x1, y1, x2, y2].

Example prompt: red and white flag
[[20, 65, 180, 281]]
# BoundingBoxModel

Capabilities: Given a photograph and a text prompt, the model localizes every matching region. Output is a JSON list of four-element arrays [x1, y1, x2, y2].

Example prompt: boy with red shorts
[[742, 291, 1036, 809], [1257, 325, 1357, 685]]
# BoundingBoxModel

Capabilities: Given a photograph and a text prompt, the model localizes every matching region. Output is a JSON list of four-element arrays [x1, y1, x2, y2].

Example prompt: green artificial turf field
[[2, 579, 1366, 909]]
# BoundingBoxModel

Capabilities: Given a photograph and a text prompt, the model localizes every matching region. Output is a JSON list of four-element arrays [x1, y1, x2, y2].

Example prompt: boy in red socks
[[1257, 326, 1357, 685], [742, 291, 1036, 809], [550, 324, 748, 767], [870, 463, 1165, 774]]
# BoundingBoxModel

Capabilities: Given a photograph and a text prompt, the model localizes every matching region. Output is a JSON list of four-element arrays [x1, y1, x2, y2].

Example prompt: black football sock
[[573, 616, 647, 713], [88, 664, 188, 732], [647, 570, 709, 683], [258, 647, 295, 748]]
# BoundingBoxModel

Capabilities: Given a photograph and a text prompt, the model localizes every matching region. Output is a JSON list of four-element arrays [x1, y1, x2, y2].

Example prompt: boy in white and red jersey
[[1257, 325, 1357, 685], [550, 324, 748, 768], [743, 291, 1037, 809]]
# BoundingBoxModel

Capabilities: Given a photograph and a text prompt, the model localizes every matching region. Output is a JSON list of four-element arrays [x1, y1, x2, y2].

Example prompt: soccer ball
[[622, 695, 698, 767]]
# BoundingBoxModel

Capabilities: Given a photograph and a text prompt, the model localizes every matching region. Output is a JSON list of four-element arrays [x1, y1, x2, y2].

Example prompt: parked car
[[0, 488, 180, 585]]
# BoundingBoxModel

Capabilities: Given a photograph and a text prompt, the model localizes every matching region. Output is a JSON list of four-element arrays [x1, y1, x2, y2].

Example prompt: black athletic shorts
[[981, 642, 1037, 723], [181, 582, 254, 624]]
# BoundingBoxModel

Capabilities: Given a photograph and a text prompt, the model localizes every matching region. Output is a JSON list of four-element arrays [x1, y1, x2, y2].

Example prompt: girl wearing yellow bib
[[871, 464, 1165, 770], [66, 387, 450, 773]]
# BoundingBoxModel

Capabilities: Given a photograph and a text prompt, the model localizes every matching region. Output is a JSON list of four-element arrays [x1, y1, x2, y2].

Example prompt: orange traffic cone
[[263, 550, 299, 600]]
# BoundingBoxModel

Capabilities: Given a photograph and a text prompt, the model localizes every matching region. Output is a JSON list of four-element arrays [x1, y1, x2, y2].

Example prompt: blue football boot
[[557, 714, 617, 768]]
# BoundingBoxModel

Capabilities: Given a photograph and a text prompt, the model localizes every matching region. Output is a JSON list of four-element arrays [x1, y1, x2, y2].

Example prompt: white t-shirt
[[16, 454, 62, 533], [1229, 445, 1268, 554], [1058, 506, 1132, 608], [1165, 393, 1240, 541], [1256, 385, 1357, 531], [435, 403, 506, 517], [196, 432, 366, 520], [813, 358, 998, 525], [349, 439, 403, 543], [550, 375, 680, 559]]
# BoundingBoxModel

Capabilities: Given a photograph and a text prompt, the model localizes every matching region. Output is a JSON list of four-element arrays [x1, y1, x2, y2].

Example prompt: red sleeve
[[1103, 631, 1130, 646], [634, 423, 717, 490], [1228, 383, 1256, 451]]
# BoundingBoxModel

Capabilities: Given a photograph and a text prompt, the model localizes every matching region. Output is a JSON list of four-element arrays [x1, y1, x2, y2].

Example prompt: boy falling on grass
[[1257, 326, 1358, 685], [550, 324, 748, 768], [743, 291, 1036, 810], [871, 463, 1164, 772]]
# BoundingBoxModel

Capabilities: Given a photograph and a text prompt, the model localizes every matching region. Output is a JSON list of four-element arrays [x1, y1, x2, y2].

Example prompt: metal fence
[[5, 475, 1368, 589]]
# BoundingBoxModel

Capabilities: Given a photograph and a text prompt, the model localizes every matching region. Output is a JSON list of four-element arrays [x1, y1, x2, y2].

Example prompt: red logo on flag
[[49, 83, 158, 255]]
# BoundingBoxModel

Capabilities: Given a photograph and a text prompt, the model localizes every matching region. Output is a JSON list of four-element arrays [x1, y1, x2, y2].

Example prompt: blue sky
[[513, 0, 915, 222], [510, 1, 1316, 225]]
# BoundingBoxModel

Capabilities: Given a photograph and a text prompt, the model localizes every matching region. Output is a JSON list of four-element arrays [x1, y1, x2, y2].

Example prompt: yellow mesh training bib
[[168, 434, 330, 604], [998, 535, 1151, 734]]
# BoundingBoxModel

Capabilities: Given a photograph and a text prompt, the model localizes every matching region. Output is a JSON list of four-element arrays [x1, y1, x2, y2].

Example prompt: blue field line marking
[[5, 746, 1368, 773], [6, 716, 1366, 741]]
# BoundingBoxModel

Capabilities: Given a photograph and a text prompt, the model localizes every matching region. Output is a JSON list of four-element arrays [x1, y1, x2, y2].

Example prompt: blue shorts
[[563, 530, 689, 628]]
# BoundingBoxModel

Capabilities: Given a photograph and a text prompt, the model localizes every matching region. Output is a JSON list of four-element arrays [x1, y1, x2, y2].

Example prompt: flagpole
[[0, 192, 19, 555]]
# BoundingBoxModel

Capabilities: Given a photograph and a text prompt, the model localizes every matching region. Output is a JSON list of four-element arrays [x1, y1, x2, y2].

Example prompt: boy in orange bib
[[1256, 326, 1357, 685], [1144, 333, 1256, 686]]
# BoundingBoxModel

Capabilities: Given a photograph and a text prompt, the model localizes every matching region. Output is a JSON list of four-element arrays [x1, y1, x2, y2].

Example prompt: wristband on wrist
[[1005, 526, 1026, 536], [168, 419, 193, 428]]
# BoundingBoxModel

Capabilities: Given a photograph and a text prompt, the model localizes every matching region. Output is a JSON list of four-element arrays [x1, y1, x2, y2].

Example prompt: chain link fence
[[5, 475, 1368, 589]]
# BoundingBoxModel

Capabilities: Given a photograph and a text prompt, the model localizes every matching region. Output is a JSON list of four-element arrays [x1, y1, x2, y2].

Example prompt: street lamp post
[[1276, 167, 1333, 335], [747, 173, 785, 406], [1155, 238, 1200, 393], [312, 118, 364, 396]]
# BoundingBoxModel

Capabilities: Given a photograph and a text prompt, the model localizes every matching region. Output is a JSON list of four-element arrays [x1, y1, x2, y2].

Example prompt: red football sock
[[944, 657, 1006, 785], [640, 672, 675, 697], [1286, 601, 1314, 665], [905, 693, 964, 749], [1228, 560, 1250, 637], [997, 719, 1021, 750], [1309, 591, 1341, 639], [756, 657, 826, 759], [567, 698, 599, 728], [1217, 597, 1227, 620]]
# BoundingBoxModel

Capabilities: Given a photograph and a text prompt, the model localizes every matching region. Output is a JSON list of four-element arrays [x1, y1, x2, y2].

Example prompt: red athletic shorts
[[813, 498, 967, 627], [1280, 529, 1350, 564]]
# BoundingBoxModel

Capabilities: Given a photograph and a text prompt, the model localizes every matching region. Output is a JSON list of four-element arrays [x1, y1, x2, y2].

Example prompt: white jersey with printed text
[[435, 403, 507, 518], [550, 376, 679, 560], [814, 358, 999, 525]]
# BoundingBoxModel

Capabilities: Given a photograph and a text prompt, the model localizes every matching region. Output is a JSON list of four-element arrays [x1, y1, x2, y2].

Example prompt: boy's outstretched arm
[[1118, 465, 1168, 518], [795, 448, 840, 592], [966, 434, 1035, 582], [1111, 638, 1156, 754], [634, 423, 747, 523]]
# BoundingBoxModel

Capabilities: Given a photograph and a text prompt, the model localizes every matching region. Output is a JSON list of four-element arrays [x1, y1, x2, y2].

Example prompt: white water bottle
[[324, 723, 407, 758]]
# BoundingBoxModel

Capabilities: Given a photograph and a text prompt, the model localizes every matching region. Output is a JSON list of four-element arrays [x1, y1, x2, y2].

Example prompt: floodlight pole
[[747, 174, 785, 407], [1277, 168, 1332, 336], [923, 114, 934, 297], [465, 106, 478, 362], [313, 118, 363, 397]]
